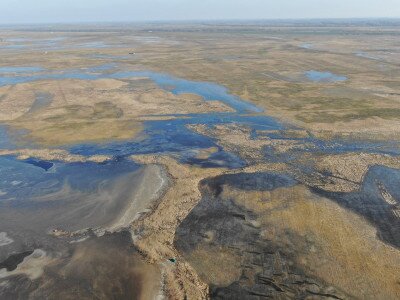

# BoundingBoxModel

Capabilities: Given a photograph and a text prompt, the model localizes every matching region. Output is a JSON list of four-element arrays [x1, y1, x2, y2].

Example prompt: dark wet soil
[[175, 172, 348, 299], [0, 231, 160, 300], [312, 165, 400, 248], [0, 250, 33, 271]]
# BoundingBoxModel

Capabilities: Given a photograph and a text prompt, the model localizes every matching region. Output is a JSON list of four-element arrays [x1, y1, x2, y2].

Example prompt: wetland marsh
[[0, 20, 400, 299]]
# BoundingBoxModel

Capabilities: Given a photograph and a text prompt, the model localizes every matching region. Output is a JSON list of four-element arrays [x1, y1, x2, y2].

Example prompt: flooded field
[[1, 21, 400, 299]]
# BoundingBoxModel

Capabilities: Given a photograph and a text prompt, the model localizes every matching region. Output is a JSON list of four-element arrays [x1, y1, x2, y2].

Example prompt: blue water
[[0, 155, 139, 201], [355, 52, 380, 61], [24, 158, 54, 171], [300, 43, 313, 49], [0, 44, 27, 50], [0, 67, 269, 169], [264, 132, 400, 160], [0, 125, 16, 150], [305, 70, 347, 82], [0, 66, 44, 74], [113, 71, 263, 113], [77, 41, 110, 49], [89, 54, 132, 60], [68, 113, 284, 168], [0, 37, 67, 51], [0, 68, 261, 113], [5, 38, 31, 43], [0, 65, 113, 86], [84, 63, 117, 72]]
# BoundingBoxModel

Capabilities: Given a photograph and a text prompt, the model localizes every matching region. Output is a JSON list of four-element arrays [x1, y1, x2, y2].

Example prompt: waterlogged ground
[[305, 70, 347, 82], [0, 22, 400, 299]]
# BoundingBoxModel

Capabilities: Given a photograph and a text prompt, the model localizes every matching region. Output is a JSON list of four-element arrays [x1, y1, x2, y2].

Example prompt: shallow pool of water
[[0, 66, 44, 74], [355, 52, 381, 61], [300, 43, 313, 49], [305, 70, 347, 82]]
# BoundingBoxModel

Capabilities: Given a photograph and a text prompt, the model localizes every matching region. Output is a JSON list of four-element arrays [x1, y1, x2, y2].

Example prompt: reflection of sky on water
[[0, 155, 139, 201], [0, 37, 67, 50], [0, 66, 44, 73], [305, 70, 347, 82]]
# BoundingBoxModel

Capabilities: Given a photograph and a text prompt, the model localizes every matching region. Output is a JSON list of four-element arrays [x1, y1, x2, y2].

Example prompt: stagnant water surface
[[305, 70, 347, 82], [0, 66, 44, 74]]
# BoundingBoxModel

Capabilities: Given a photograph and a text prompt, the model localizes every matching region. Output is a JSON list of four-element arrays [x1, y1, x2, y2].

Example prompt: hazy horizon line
[[1, 16, 400, 27]]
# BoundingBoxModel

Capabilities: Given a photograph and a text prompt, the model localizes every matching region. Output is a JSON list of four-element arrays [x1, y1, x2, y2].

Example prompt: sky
[[0, 0, 399, 24]]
